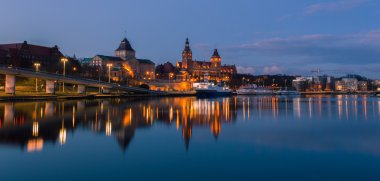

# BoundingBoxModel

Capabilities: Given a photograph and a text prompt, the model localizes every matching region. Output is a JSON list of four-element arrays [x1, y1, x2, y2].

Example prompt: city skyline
[[1, 0, 380, 78]]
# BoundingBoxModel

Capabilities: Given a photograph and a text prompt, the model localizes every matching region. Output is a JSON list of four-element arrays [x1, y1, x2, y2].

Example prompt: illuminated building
[[292, 77, 310, 92], [358, 81, 368, 91], [335, 78, 358, 92], [176, 38, 237, 82], [89, 38, 155, 81]]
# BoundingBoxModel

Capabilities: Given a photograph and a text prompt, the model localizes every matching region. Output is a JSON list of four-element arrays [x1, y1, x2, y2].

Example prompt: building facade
[[335, 78, 358, 92], [176, 38, 237, 82], [0, 41, 64, 73], [90, 38, 155, 81]]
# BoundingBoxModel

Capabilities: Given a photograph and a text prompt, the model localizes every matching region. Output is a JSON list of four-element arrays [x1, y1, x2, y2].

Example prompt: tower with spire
[[181, 38, 192, 69], [210, 49, 221, 68], [176, 37, 236, 82], [115, 38, 136, 60]]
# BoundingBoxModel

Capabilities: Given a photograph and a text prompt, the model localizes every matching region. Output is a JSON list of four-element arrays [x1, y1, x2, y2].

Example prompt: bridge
[[0, 66, 165, 95]]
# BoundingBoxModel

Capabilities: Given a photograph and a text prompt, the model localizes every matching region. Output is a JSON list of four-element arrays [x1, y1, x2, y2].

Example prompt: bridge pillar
[[5, 75, 15, 94], [77, 85, 86, 94], [46, 80, 55, 94]]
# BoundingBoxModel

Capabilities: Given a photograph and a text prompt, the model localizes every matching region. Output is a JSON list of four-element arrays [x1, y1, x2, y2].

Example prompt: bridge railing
[[0, 66, 108, 84], [0, 66, 164, 94]]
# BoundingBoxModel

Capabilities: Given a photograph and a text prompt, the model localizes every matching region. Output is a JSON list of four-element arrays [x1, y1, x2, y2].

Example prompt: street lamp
[[33, 62, 40, 92], [107, 63, 113, 83], [169, 73, 174, 90], [61, 57, 68, 93]]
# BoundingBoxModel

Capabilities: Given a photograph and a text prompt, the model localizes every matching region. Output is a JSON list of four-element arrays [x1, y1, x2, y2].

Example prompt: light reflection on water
[[0, 95, 380, 180]]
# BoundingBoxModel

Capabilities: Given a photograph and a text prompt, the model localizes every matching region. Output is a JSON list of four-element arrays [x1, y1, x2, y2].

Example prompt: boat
[[194, 78, 232, 98], [236, 84, 274, 95]]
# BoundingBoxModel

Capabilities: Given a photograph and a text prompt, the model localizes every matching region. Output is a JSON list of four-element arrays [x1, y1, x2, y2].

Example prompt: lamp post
[[33, 63, 40, 92], [107, 63, 112, 83], [61, 58, 68, 92], [169, 73, 174, 90]]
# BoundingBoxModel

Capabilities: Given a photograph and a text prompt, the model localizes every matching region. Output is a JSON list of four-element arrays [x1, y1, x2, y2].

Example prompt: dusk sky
[[1, 0, 380, 78]]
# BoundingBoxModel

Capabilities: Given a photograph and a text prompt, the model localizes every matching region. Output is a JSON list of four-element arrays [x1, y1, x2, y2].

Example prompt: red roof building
[[0, 41, 64, 72]]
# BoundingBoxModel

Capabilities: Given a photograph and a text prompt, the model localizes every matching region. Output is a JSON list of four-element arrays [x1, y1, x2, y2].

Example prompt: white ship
[[236, 84, 274, 95], [194, 77, 232, 98]]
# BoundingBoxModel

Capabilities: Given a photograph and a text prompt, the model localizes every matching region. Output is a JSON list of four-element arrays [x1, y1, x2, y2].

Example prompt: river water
[[0, 95, 380, 180]]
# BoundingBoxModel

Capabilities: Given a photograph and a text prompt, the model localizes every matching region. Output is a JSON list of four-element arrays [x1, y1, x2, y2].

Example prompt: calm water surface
[[1, 95, 380, 180]]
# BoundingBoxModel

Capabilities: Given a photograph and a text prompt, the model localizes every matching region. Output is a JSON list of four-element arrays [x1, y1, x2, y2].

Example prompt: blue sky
[[1, 0, 380, 78]]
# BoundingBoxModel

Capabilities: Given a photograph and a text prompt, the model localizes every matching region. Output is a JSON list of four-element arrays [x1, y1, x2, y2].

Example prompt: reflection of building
[[0, 97, 238, 152], [90, 38, 155, 80], [176, 38, 237, 82]]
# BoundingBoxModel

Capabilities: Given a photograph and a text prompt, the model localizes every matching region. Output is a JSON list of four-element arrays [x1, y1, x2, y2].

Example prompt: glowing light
[[169, 106, 173, 122], [106, 121, 112, 136], [59, 128, 66, 145], [27, 139, 43, 153], [32, 122, 39, 137]]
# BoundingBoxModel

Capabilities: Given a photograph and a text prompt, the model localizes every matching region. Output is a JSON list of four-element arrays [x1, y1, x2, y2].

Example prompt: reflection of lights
[[210, 121, 221, 138], [293, 98, 301, 119], [106, 121, 112, 136], [59, 127, 66, 145], [130, 108, 133, 123], [337, 95, 342, 119], [243, 98, 246, 120], [247, 98, 250, 120], [156, 107, 159, 119], [32, 122, 39, 137], [169, 106, 173, 122], [354, 96, 358, 120], [59, 118, 66, 145], [345, 96, 349, 120], [176, 109, 179, 124], [27, 139, 43, 153], [309, 97, 312, 119], [40, 107, 43, 118], [123, 108, 132, 127], [72, 106, 76, 128], [363, 96, 367, 120]]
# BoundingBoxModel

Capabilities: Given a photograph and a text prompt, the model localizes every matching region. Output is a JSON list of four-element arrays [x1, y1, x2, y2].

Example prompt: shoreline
[[0, 91, 378, 102], [0, 92, 197, 102]]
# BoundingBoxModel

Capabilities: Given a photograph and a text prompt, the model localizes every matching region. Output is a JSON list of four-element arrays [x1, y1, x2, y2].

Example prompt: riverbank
[[0, 90, 378, 102], [300, 91, 378, 95], [0, 91, 198, 102]]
